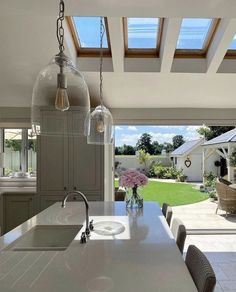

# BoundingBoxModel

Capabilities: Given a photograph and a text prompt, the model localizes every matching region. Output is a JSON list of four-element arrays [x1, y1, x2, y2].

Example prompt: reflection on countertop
[[0, 202, 197, 292]]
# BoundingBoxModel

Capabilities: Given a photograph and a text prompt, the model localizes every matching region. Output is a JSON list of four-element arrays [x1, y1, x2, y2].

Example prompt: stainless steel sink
[[5, 225, 82, 251]]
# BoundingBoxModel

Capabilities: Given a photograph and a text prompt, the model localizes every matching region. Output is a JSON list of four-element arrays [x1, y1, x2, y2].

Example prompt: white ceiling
[[1, 0, 236, 109]]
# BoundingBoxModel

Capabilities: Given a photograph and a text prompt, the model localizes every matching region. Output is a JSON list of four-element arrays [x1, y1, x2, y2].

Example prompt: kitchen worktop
[[0, 187, 36, 194], [0, 202, 197, 292]]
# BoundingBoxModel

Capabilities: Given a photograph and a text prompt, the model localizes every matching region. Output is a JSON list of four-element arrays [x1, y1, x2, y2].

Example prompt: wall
[[115, 155, 172, 171], [174, 146, 219, 182]]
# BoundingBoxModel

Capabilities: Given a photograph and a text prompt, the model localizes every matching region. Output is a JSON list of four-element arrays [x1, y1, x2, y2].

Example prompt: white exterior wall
[[174, 146, 219, 182], [204, 152, 220, 177], [115, 156, 172, 171]]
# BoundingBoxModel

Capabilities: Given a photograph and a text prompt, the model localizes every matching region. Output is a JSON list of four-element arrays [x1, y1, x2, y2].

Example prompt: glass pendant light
[[84, 17, 113, 145], [31, 0, 90, 136]]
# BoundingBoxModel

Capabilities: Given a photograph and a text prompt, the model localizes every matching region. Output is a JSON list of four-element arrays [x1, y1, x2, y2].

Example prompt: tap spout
[[62, 191, 90, 236]]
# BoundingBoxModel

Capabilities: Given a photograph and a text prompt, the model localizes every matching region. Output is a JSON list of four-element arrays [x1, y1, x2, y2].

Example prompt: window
[[175, 18, 219, 57], [123, 17, 163, 57], [225, 34, 236, 58], [66, 16, 111, 56], [1, 129, 36, 177], [229, 34, 236, 50]]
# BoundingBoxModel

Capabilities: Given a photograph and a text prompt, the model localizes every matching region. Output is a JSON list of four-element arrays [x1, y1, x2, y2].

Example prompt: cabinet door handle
[[64, 187, 67, 191], [73, 186, 77, 190]]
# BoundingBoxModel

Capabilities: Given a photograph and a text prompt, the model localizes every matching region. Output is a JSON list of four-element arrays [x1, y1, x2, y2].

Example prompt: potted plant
[[229, 148, 236, 167], [176, 169, 187, 182], [214, 160, 221, 167], [208, 190, 218, 202]]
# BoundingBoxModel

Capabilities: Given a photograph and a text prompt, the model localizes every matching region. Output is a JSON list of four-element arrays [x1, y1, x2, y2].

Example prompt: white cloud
[[185, 126, 202, 140], [115, 126, 123, 131], [186, 126, 201, 133], [149, 132, 176, 144], [119, 133, 142, 146], [127, 126, 138, 131]]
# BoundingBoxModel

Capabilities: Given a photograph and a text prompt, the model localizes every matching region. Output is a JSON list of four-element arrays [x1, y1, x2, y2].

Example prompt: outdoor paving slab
[[173, 199, 236, 230], [219, 281, 236, 291], [184, 232, 236, 291]]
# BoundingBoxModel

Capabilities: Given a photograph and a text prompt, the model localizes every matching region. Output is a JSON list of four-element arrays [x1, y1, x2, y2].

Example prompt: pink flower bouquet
[[119, 170, 148, 209], [119, 169, 148, 189]]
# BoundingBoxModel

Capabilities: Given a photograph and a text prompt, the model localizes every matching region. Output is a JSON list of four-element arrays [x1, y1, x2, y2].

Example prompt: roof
[[171, 139, 204, 157], [203, 128, 236, 146]]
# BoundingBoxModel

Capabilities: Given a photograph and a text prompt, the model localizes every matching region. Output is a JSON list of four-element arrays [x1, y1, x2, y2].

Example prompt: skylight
[[72, 17, 108, 48], [177, 18, 213, 50], [127, 18, 160, 49], [229, 34, 236, 50]]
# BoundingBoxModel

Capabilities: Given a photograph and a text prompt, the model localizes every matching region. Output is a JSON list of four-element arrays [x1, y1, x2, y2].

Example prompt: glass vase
[[126, 186, 143, 209]]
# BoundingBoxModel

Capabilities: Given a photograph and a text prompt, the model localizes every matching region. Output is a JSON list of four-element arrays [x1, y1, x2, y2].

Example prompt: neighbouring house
[[203, 128, 236, 182], [171, 138, 218, 182]]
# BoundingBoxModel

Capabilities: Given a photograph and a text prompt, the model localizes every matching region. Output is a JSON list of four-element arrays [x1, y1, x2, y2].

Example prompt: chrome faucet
[[61, 191, 92, 242]]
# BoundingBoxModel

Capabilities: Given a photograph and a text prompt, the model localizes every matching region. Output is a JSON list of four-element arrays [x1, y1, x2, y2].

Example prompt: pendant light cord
[[57, 0, 65, 53], [99, 17, 105, 107]]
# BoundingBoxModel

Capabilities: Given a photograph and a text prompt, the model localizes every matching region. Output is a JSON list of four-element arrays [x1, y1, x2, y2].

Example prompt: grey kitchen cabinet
[[40, 193, 97, 210], [3, 193, 36, 234], [40, 195, 65, 210], [38, 109, 104, 210]]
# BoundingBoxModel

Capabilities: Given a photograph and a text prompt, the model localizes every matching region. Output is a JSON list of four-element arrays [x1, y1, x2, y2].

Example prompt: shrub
[[148, 161, 160, 178], [153, 165, 180, 179], [203, 172, 217, 188]]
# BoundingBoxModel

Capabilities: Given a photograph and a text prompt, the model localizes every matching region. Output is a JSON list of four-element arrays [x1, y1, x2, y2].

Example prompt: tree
[[197, 126, 235, 141], [152, 141, 164, 155], [5, 139, 21, 152], [115, 146, 122, 155], [122, 144, 135, 155], [136, 133, 154, 154], [138, 149, 150, 168], [163, 142, 174, 153], [172, 135, 185, 150]]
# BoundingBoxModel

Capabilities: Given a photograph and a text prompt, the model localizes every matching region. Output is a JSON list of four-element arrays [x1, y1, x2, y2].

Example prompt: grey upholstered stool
[[171, 218, 186, 254], [185, 245, 216, 292], [162, 203, 173, 226]]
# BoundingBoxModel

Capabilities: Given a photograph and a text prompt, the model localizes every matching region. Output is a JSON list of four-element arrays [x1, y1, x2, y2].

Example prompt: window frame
[[123, 17, 164, 58], [66, 16, 112, 57], [174, 18, 220, 58], [0, 128, 36, 176], [225, 49, 236, 59]]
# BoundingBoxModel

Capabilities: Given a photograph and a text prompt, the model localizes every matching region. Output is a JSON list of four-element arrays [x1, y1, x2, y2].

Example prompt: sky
[[72, 17, 236, 50], [115, 125, 202, 147]]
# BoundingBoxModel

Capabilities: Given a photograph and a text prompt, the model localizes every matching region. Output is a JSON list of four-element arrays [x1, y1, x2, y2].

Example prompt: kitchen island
[[0, 202, 197, 292]]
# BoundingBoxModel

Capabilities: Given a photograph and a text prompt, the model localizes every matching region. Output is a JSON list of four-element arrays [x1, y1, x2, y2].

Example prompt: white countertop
[[0, 187, 36, 195], [0, 202, 197, 292]]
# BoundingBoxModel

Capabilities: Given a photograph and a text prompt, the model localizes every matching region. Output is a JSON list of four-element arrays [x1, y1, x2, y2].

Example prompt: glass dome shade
[[31, 52, 90, 136], [85, 105, 114, 145]]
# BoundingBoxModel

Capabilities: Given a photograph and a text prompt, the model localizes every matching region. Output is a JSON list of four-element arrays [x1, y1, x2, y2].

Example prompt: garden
[[114, 132, 220, 206], [115, 179, 208, 206]]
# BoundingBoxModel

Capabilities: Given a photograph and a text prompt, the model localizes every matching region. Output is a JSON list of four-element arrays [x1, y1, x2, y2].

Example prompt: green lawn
[[115, 180, 208, 207]]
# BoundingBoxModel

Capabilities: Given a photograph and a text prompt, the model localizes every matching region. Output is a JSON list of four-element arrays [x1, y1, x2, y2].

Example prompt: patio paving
[[173, 199, 236, 291], [173, 199, 236, 230]]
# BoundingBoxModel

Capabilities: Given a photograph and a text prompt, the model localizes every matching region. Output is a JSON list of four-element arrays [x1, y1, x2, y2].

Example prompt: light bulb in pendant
[[55, 87, 69, 111], [55, 72, 70, 111], [96, 119, 104, 133]]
